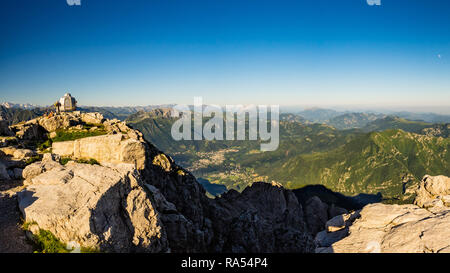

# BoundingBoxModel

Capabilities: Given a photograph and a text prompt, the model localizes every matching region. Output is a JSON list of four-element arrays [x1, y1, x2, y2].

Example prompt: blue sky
[[0, 0, 449, 111]]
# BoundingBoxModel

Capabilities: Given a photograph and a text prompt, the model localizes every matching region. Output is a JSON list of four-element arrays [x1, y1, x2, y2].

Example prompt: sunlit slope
[[268, 130, 449, 198]]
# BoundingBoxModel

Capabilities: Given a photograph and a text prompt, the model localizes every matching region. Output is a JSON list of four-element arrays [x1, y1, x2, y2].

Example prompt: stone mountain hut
[[58, 93, 77, 112]]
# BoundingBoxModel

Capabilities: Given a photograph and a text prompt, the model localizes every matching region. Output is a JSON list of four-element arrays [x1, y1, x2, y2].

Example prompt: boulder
[[42, 153, 61, 162], [325, 211, 360, 232], [314, 211, 361, 250], [17, 161, 169, 253]]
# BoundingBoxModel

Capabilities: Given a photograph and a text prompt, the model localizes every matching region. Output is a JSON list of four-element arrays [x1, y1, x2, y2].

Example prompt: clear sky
[[0, 0, 449, 110]]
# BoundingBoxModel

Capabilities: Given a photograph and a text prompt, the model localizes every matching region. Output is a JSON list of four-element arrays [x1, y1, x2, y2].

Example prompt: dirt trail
[[0, 179, 33, 253]]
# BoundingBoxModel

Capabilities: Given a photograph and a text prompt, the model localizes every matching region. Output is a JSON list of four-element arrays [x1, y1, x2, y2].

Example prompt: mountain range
[[124, 109, 450, 201], [2, 102, 449, 201]]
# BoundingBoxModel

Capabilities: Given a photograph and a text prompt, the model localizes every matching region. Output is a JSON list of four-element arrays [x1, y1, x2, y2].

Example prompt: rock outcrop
[[9, 120, 47, 142], [316, 175, 450, 253], [0, 147, 36, 181], [208, 182, 314, 253], [52, 133, 147, 170], [18, 159, 169, 253], [304, 196, 329, 235], [0, 119, 13, 136], [414, 175, 450, 211]]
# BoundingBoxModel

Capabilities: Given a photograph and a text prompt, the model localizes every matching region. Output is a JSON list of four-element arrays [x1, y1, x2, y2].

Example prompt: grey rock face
[[0, 120, 13, 136], [304, 196, 329, 235], [0, 162, 11, 180], [208, 183, 315, 253]]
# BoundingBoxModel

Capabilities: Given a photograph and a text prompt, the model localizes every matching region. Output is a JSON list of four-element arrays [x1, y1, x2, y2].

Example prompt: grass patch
[[25, 155, 41, 165], [60, 157, 71, 165], [60, 157, 100, 166], [83, 123, 105, 130], [76, 158, 100, 165], [22, 221, 100, 253], [33, 229, 70, 253], [38, 139, 52, 152], [51, 126, 107, 143], [80, 246, 100, 253], [22, 220, 38, 230], [22, 222, 68, 253]]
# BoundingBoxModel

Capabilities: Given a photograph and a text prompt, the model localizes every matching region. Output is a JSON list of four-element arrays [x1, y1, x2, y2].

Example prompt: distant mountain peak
[[1, 102, 39, 109]]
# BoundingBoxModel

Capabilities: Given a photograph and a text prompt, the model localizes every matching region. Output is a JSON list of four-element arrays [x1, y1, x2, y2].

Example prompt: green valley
[[126, 110, 450, 201]]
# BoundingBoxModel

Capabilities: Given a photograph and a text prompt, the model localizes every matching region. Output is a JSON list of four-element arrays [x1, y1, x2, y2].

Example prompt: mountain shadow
[[197, 178, 227, 197], [293, 184, 382, 211]]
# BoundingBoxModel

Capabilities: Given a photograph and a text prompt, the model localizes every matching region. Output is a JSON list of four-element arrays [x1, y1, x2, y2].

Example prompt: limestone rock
[[80, 112, 104, 125], [22, 159, 64, 182], [152, 153, 172, 172], [10, 122, 47, 141], [325, 211, 360, 232], [52, 133, 146, 170], [38, 114, 81, 132], [42, 153, 61, 163], [17, 161, 169, 253], [0, 147, 15, 157], [317, 203, 450, 253], [13, 149, 35, 160], [314, 211, 360, 249], [415, 175, 450, 210]]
